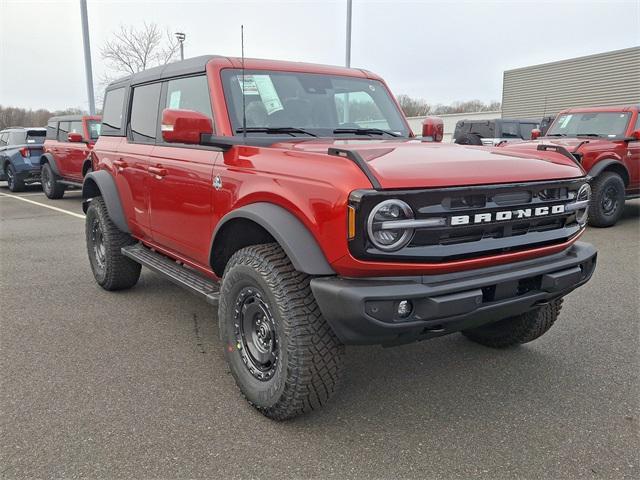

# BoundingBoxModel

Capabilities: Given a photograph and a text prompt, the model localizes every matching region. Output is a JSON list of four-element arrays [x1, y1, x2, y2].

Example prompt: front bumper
[[310, 241, 597, 346]]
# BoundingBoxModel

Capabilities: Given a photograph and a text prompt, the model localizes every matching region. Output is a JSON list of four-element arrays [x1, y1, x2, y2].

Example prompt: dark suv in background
[[40, 115, 101, 199], [454, 118, 541, 145], [0, 127, 46, 192]]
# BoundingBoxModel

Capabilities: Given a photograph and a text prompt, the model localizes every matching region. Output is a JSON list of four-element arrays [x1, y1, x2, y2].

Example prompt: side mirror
[[630, 129, 640, 141], [161, 109, 213, 144], [421, 116, 444, 142], [68, 132, 83, 143], [530, 128, 542, 140]]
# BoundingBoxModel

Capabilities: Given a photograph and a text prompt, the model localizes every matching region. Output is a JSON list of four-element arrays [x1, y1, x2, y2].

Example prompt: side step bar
[[121, 243, 220, 305]]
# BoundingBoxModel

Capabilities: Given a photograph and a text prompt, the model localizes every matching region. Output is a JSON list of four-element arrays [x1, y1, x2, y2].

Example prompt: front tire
[[218, 243, 344, 420], [588, 172, 625, 227], [462, 299, 563, 348], [41, 163, 65, 199], [6, 164, 25, 192], [85, 196, 141, 290]]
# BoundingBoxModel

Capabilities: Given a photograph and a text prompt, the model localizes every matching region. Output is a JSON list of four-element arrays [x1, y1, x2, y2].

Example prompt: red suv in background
[[500, 105, 640, 227], [40, 114, 101, 199]]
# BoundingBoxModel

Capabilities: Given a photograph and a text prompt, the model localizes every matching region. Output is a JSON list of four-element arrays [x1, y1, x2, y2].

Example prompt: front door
[[625, 113, 640, 192], [66, 120, 90, 181], [147, 75, 218, 266]]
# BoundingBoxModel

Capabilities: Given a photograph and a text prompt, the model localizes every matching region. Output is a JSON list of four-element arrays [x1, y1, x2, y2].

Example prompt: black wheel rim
[[90, 218, 106, 269], [42, 166, 52, 193], [601, 184, 620, 215], [6, 168, 14, 189], [233, 287, 278, 381]]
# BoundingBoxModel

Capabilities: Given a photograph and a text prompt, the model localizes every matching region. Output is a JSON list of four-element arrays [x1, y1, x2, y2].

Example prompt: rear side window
[[520, 123, 538, 139], [165, 75, 213, 121], [130, 83, 162, 142], [87, 120, 101, 140], [46, 121, 57, 140], [70, 121, 83, 138], [8, 131, 26, 145], [58, 122, 70, 142], [102, 87, 126, 130], [0, 132, 8, 146]]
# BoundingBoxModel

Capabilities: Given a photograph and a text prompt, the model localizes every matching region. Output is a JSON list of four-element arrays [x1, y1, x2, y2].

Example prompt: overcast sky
[[1, 0, 639, 111]]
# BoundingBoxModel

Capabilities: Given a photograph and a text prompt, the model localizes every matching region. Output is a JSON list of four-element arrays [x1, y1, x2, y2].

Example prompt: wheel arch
[[210, 202, 335, 277], [588, 158, 630, 186], [82, 158, 93, 177], [40, 153, 60, 175], [82, 170, 130, 233]]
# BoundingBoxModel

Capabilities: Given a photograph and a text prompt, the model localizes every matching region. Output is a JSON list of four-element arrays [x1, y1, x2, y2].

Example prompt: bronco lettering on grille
[[450, 204, 566, 226]]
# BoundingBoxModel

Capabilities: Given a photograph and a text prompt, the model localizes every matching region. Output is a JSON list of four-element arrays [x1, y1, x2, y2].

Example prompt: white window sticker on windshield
[[253, 75, 283, 114], [559, 114, 572, 128], [238, 75, 259, 95], [27, 139, 36, 143], [169, 90, 181, 109]]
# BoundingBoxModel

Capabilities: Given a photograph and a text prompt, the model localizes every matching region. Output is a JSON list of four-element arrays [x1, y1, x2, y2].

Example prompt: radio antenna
[[241, 24, 247, 138]]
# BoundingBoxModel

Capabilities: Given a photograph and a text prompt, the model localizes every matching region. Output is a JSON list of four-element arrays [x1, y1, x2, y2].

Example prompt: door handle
[[148, 166, 168, 178], [113, 159, 127, 173]]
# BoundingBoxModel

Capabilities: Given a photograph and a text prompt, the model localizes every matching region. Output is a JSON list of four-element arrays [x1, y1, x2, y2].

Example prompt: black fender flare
[[81, 170, 130, 233], [82, 158, 93, 176], [587, 158, 629, 185], [40, 153, 60, 176], [211, 202, 335, 276]]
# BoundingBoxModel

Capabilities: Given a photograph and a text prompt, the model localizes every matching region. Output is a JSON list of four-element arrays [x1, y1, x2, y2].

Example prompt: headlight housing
[[366, 199, 415, 251], [575, 183, 591, 226]]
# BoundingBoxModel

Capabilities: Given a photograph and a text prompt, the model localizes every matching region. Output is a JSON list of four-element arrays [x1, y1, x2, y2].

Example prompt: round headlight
[[367, 199, 414, 251], [575, 183, 591, 226]]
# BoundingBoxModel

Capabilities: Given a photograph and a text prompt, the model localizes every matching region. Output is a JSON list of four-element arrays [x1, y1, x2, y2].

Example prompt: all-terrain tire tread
[[588, 171, 625, 228], [462, 299, 563, 348], [86, 196, 141, 290], [219, 243, 344, 420]]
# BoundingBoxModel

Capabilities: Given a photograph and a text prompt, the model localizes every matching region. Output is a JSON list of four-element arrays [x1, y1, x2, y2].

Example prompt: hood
[[501, 137, 613, 153], [280, 139, 584, 189]]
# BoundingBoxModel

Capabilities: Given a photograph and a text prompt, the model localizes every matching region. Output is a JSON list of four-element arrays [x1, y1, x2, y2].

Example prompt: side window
[[9, 131, 26, 145], [58, 122, 70, 142], [129, 83, 162, 143], [102, 87, 126, 130], [0, 132, 8, 146], [500, 122, 520, 138], [520, 123, 538, 139], [334, 91, 389, 129], [69, 121, 83, 138], [635, 113, 640, 131], [165, 75, 213, 121], [46, 121, 58, 140]]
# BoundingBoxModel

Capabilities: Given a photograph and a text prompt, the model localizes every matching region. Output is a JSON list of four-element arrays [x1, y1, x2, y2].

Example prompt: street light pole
[[79, 0, 95, 115], [345, 0, 352, 68], [175, 32, 186, 60]]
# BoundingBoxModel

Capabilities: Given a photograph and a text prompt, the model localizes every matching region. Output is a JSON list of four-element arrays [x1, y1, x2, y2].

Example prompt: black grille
[[349, 178, 586, 262]]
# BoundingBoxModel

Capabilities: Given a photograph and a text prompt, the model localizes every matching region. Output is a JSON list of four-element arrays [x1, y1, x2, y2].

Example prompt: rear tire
[[462, 299, 563, 348], [588, 172, 625, 227], [85, 196, 141, 290], [41, 163, 65, 199], [218, 243, 344, 420], [6, 164, 25, 192]]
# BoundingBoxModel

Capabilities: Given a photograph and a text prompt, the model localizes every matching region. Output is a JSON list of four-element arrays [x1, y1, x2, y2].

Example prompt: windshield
[[547, 112, 631, 139], [221, 69, 410, 137], [87, 120, 101, 140]]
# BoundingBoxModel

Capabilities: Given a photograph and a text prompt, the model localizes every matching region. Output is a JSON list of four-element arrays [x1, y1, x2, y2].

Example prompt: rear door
[[116, 82, 162, 237], [54, 121, 71, 176], [65, 120, 90, 180], [148, 74, 219, 266]]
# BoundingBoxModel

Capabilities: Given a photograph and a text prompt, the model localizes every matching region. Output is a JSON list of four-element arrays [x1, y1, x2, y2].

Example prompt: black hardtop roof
[[458, 118, 541, 124], [107, 55, 223, 90]]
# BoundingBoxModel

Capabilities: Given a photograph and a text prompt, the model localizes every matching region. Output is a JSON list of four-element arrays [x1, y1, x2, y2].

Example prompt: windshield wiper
[[546, 133, 567, 137], [333, 128, 401, 137], [576, 133, 601, 137], [235, 127, 317, 137]]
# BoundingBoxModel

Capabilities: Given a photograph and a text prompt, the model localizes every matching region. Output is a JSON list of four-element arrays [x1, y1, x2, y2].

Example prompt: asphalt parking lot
[[1, 184, 638, 479]]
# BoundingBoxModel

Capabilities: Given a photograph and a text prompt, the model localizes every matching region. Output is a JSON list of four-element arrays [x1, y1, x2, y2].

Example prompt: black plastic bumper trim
[[310, 241, 596, 346]]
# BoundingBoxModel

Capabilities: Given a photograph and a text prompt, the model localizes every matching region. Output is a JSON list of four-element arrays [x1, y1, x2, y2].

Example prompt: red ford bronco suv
[[83, 56, 597, 420], [40, 114, 101, 199], [500, 105, 640, 227]]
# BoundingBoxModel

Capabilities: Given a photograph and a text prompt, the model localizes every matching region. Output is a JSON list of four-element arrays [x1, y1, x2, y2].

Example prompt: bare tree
[[100, 23, 180, 82], [397, 94, 431, 117]]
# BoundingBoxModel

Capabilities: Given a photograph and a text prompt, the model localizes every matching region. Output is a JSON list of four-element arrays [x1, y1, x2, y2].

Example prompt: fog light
[[397, 300, 413, 318]]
